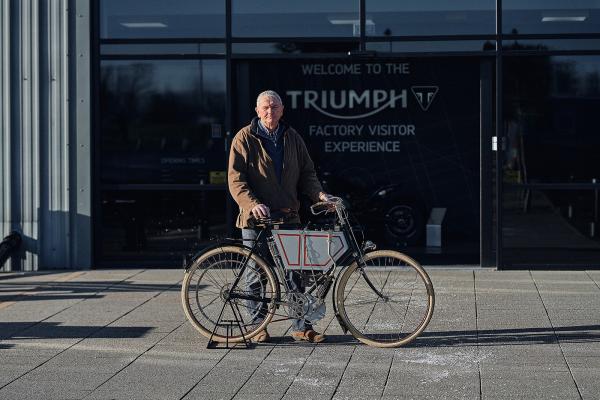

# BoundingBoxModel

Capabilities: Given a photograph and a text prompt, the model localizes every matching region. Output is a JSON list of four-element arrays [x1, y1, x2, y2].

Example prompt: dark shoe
[[252, 330, 270, 343], [290, 329, 326, 343]]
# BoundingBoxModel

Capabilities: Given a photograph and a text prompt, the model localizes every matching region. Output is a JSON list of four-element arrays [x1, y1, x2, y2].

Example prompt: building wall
[[0, 0, 91, 271]]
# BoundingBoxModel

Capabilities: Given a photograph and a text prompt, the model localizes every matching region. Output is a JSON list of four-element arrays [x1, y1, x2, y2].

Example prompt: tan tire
[[335, 250, 434, 348], [181, 245, 278, 343]]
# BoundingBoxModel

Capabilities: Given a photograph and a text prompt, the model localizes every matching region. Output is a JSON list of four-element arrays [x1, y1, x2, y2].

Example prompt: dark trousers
[[242, 228, 311, 332]]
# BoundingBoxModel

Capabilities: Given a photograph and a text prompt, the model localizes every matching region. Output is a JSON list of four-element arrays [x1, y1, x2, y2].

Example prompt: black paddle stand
[[206, 300, 253, 349]]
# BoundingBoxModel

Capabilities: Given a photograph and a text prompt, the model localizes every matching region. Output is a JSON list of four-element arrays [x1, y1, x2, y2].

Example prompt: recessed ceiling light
[[542, 11, 588, 22], [542, 16, 587, 22], [329, 18, 375, 26], [120, 22, 168, 28]]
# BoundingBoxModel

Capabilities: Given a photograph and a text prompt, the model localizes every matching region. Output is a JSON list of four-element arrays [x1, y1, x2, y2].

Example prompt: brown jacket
[[228, 118, 324, 228]]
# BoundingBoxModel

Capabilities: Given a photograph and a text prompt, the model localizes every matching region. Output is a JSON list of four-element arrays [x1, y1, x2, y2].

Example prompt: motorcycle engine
[[304, 294, 326, 323], [286, 293, 326, 323]]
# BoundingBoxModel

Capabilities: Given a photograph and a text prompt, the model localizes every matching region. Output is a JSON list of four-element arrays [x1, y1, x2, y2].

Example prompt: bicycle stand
[[206, 301, 253, 349]]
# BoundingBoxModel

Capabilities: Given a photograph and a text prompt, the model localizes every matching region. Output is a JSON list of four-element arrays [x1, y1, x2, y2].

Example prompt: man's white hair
[[256, 90, 283, 106]]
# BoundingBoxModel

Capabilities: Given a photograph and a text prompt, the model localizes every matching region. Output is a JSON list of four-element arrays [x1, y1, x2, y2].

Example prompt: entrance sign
[[238, 59, 480, 248]]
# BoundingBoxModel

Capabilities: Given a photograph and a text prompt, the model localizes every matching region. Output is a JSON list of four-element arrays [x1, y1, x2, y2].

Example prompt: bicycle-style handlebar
[[250, 198, 344, 226], [310, 197, 345, 215], [253, 209, 298, 226]]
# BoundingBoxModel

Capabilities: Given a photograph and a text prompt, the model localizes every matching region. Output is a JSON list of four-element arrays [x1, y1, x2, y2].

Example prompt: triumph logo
[[286, 90, 407, 120], [411, 86, 438, 111]]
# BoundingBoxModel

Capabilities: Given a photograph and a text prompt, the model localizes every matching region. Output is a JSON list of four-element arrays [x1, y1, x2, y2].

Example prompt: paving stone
[[480, 370, 580, 400], [384, 366, 479, 400], [560, 341, 600, 357], [2, 269, 600, 399], [0, 365, 34, 388], [0, 386, 92, 400], [571, 368, 600, 400], [478, 344, 567, 370], [233, 393, 283, 400], [334, 395, 382, 400]]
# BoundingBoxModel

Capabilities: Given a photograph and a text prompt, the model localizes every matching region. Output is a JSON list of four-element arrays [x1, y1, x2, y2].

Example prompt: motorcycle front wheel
[[335, 250, 435, 348]]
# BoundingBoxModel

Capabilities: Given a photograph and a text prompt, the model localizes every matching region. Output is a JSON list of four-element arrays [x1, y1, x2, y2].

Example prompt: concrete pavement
[[1, 268, 599, 400]]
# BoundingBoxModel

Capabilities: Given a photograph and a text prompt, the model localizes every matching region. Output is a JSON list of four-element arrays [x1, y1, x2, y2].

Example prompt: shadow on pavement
[[0, 322, 153, 340], [0, 281, 184, 304], [271, 335, 361, 346], [0, 294, 104, 302], [250, 325, 600, 348], [414, 324, 600, 347]]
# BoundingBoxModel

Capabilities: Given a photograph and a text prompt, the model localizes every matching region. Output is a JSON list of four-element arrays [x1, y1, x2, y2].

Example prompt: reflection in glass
[[366, 40, 496, 53], [503, 39, 600, 53], [366, 0, 495, 36], [100, 191, 227, 263], [101, 43, 226, 55], [503, 0, 600, 34], [503, 56, 600, 185], [101, 0, 225, 38], [232, 0, 359, 37], [503, 188, 600, 266], [100, 60, 226, 184], [232, 41, 359, 54]]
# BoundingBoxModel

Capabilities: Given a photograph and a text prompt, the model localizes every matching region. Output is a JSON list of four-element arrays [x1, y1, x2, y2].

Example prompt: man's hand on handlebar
[[251, 204, 270, 219], [318, 192, 336, 202], [311, 193, 342, 215]]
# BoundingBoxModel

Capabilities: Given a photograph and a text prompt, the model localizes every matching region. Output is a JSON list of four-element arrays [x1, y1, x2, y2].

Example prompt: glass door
[[234, 57, 484, 264]]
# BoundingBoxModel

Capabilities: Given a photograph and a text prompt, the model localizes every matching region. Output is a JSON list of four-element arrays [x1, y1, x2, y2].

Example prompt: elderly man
[[228, 90, 332, 343]]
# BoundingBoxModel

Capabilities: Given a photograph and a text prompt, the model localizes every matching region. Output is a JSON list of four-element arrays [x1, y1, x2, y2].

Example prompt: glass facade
[[100, 0, 225, 38], [232, 0, 360, 37], [503, 0, 600, 34], [100, 60, 226, 184], [100, 190, 227, 263], [95, 0, 600, 268], [366, 0, 496, 36], [502, 55, 600, 267]]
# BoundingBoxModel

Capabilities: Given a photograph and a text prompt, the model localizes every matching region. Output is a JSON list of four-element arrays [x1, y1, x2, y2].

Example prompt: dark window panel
[[503, 39, 600, 52], [231, 41, 360, 54], [100, 0, 225, 39], [503, 188, 600, 267], [366, 0, 495, 36], [503, 1, 600, 34], [99, 60, 226, 184], [503, 56, 600, 185], [232, 0, 359, 37], [366, 40, 496, 53], [100, 191, 227, 263], [100, 43, 226, 55]]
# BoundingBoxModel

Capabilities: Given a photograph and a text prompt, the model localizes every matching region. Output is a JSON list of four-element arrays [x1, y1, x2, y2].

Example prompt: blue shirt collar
[[257, 120, 281, 143]]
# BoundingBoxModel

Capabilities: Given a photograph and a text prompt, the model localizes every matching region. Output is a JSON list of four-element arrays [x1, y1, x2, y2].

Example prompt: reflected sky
[[232, 0, 357, 13], [367, 0, 494, 11], [101, 0, 600, 39], [102, 60, 225, 94], [101, 0, 224, 14]]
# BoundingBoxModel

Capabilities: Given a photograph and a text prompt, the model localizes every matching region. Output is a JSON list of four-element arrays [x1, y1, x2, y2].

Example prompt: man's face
[[255, 96, 284, 129]]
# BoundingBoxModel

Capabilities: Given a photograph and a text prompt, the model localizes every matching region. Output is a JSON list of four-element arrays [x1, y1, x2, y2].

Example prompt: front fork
[[331, 252, 387, 335], [331, 272, 349, 334]]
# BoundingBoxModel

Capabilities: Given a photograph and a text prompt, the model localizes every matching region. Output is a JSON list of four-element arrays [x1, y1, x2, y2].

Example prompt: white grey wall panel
[[40, 0, 70, 268], [0, 0, 91, 271], [0, 0, 10, 267], [19, 0, 41, 271], [71, 0, 92, 269]]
